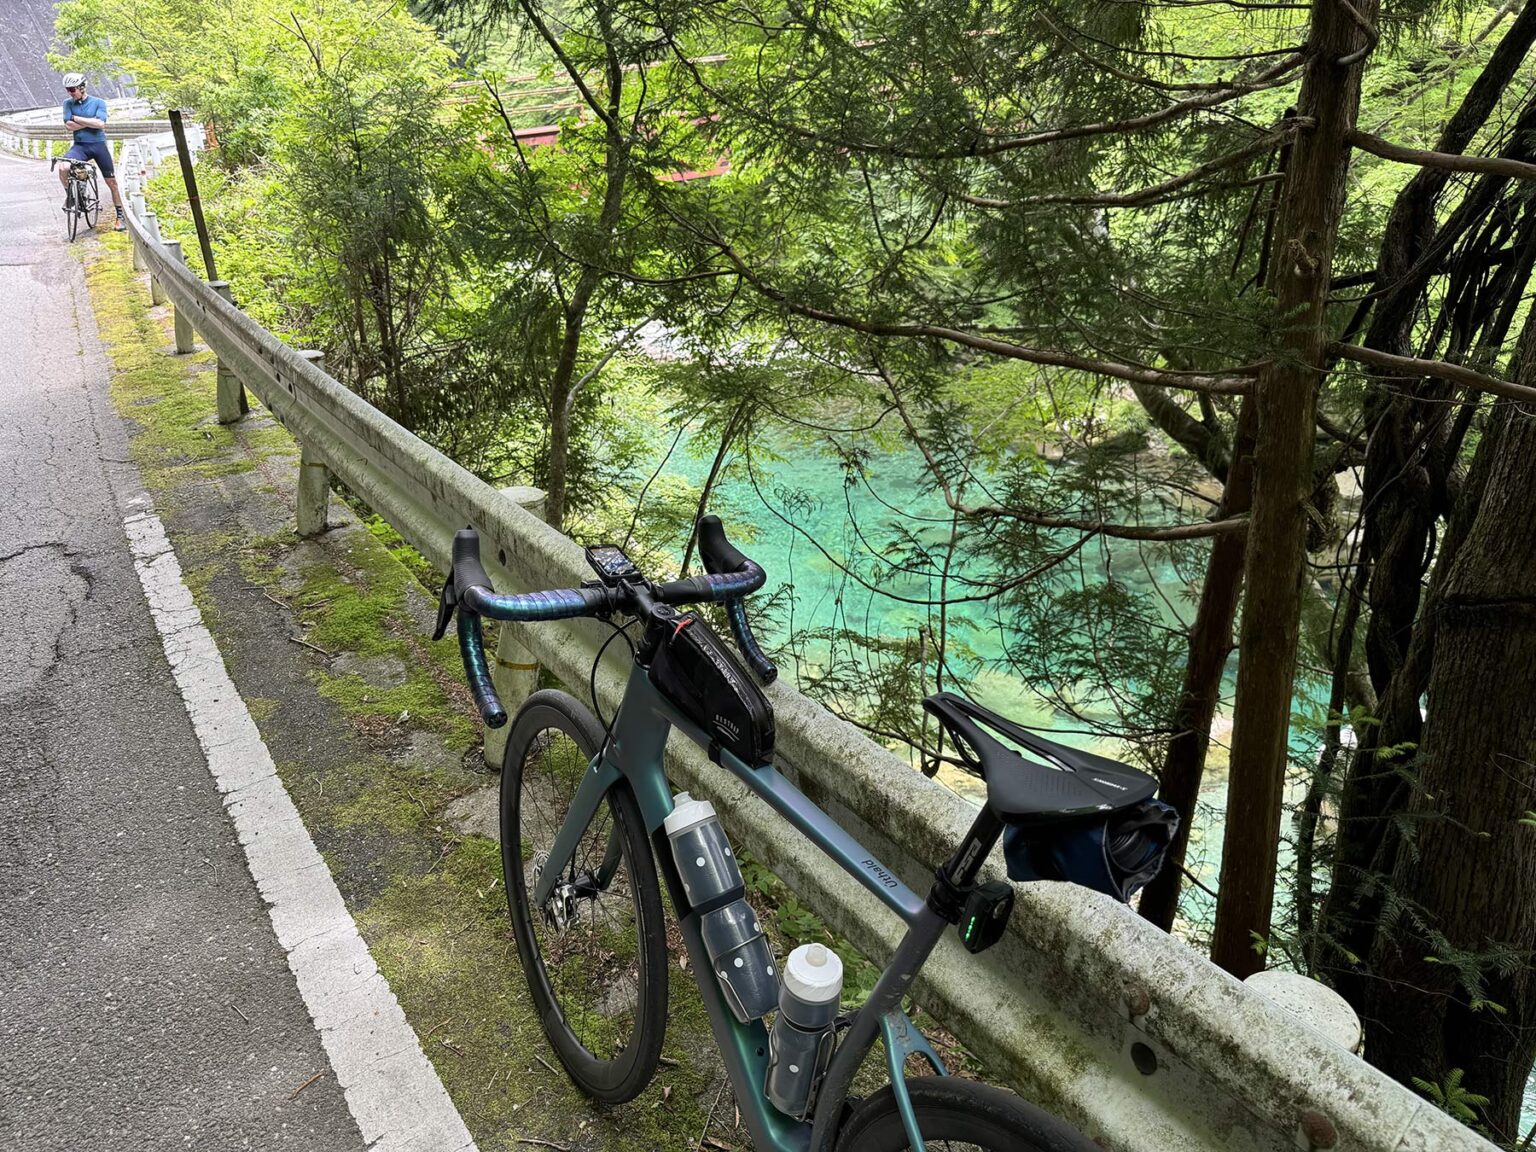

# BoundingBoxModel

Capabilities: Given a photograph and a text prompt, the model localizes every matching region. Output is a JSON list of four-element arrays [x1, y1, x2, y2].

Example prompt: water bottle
[[765, 942, 843, 1119], [664, 793, 778, 1022]]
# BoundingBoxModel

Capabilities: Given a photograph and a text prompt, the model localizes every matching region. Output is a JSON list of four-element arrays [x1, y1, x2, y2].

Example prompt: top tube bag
[[1003, 799, 1179, 903], [649, 612, 775, 765]]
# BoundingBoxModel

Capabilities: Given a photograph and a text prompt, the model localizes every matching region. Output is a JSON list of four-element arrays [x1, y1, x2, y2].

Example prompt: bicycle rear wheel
[[501, 689, 667, 1104], [835, 1077, 1099, 1152]]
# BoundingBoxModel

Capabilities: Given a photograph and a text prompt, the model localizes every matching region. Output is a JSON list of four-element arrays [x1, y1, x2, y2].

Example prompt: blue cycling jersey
[[63, 95, 108, 143]]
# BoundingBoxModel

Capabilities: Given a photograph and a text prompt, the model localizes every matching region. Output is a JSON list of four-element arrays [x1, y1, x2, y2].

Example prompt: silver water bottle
[[765, 942, 843, 1119], [664, 793, 778, 1022]]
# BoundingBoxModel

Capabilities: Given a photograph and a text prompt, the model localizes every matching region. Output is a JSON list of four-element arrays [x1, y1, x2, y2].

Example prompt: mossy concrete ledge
[[117, 155, 1494, 1152]]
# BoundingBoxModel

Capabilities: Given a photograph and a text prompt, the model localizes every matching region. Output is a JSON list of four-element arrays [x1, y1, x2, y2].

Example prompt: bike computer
[[584, 544, 641, 587]]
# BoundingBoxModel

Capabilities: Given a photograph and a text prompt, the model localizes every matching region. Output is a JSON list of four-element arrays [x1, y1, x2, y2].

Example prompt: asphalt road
[[0, 150, 365, 1151]]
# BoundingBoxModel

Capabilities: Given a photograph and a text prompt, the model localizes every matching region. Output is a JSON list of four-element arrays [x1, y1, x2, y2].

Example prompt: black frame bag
[[649, 613, 775, 765]]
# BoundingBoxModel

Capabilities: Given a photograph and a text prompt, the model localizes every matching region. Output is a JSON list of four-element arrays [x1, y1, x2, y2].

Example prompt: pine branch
[[695, 227, 1257, 395], [512, 0, 628, 143], [882, 365, 1248, 541], [1348, 129, 1536, 182], [1329, 342, 1536, 404], [959, 173, 1282, 212], [662, 36, 1308, 163], [1129, 382, 1231, 480], [1365, 0, 1522, 136], [740, 450, 1098, 606], [958, 128, 1293, 210], [961, 503, 1248, 540]]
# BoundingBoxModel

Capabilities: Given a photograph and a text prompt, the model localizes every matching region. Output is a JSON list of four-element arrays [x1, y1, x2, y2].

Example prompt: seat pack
[[1002, 799, 1178, 902], [922, 692, 1178, 902]]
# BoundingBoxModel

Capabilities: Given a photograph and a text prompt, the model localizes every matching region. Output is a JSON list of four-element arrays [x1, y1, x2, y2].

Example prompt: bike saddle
[[922, 692, 1157, 826]]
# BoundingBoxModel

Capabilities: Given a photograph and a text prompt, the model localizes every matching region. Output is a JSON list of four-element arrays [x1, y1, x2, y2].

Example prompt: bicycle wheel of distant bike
[[500, 689, 667, 1104], [836, 1078, 1101, 1152], [83, 170, 101, 230]]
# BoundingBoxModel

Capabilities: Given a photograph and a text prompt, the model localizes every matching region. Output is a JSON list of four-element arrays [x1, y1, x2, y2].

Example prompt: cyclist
[[58, 72, 125, 232]]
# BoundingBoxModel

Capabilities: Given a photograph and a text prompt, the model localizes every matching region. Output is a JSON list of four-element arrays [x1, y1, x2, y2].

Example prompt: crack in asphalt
[[0, 540, 68, 566]]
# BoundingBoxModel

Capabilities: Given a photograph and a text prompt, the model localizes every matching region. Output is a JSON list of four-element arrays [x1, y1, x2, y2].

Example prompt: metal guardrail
[[0, 102, 177, 159], [113, 136, 1490, 1152]]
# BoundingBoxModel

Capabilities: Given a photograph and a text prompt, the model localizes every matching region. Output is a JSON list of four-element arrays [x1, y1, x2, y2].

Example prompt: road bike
[[51, 157, 101, 242], [434, 515, 1175, 1151]]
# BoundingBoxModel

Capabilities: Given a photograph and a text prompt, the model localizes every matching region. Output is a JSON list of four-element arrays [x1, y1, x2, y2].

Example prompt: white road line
[[121, 503, 478, 1152]]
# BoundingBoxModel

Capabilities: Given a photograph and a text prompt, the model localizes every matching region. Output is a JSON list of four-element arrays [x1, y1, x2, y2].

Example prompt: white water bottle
[[765, 942, 843, 1118]]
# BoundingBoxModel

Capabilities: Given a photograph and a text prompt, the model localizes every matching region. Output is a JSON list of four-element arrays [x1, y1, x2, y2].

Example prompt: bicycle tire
[[501, 689, 667, 1104], [835, 1076, 1100, 1152], [84, 170, 100, 229], [66, 191, 80, 242]]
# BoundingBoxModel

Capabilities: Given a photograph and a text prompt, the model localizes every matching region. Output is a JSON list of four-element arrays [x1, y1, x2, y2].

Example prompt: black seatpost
[[928, 805, 1007, 923]]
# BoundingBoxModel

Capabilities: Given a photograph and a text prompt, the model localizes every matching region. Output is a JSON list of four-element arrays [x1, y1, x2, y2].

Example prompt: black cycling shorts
[[64, 140, 115, 179]]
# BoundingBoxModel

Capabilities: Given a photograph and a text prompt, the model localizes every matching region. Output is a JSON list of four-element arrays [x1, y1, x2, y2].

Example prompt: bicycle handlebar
[[695, 514, 777, 684], [432, 517, 776, 728]]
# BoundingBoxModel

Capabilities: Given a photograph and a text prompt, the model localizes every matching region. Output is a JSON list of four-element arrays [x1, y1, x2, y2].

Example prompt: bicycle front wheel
[[836, 1077, 1100, 1152], [84, 171, 100, 229], [501, 689, 667, 1104], [66, 191, 80, 241]]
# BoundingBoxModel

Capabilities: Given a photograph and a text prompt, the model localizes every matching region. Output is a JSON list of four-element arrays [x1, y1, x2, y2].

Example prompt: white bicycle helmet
[[62, 72, 86, 89]]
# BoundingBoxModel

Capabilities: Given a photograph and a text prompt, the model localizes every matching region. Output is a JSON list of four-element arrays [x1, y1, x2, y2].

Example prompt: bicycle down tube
[[531, 660, 952, 1152]]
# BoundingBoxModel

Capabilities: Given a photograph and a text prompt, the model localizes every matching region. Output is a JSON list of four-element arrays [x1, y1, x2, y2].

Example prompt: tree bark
[[1210, 0, 1382, 976], [1362, 346, 1536, 1138], [542, 35, 630, 532], [1210, 0, 1379, 977], [1321, 6, 1536, 989], [1139, 399, 1254, 931], [1129, 382, 1231, 482]]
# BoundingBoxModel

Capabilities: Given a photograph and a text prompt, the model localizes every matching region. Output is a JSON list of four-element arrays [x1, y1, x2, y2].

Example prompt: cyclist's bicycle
[[51, 156, 100, 242], [435, 515, 1175, 1151]]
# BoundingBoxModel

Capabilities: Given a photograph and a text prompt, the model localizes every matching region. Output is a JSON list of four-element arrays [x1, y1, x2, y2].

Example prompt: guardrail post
[[483, 485, 548, 770], [209, 281, 248, 423], [294, 351, 332, 537], [130, 194, 147, 271], [45, 140, 53, 162], [143, 213, 167, 306], [164, 241, 196, 354]]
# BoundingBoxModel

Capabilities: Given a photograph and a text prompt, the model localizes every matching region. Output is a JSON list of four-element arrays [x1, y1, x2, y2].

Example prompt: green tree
[[428, 0, 1536, 1127], [55, 0, 555, 466]]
